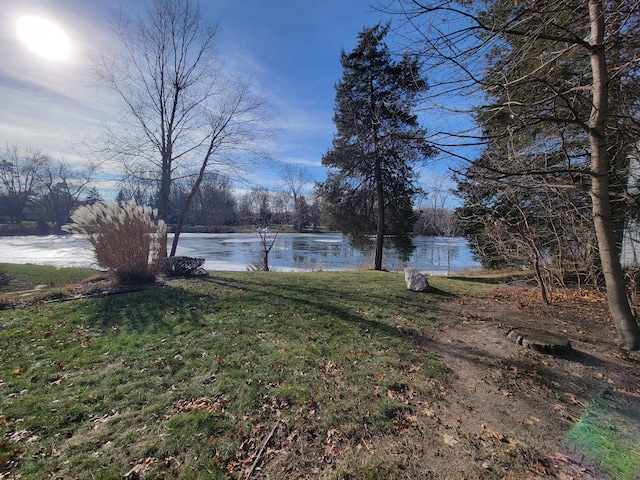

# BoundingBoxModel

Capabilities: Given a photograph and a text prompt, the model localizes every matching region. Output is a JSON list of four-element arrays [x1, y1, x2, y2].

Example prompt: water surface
[[0, 233, 480, 273]]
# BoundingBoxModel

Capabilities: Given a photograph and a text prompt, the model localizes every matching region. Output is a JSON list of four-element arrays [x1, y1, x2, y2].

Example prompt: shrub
[[64, 201, 166, 285], [162, 256, 207, 277]]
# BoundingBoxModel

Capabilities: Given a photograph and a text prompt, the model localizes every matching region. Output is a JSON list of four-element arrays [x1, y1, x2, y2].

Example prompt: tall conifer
[[318, 23, 434, 270]]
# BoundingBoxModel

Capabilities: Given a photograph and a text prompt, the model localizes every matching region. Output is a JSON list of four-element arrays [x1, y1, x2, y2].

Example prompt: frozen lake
[[0, 233, 480, 273]]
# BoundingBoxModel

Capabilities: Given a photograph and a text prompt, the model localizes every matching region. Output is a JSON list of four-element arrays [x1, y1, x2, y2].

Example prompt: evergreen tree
[[85, 187, 103, 205], [460, 0, 635, 270], [317, 23, 434, 270]]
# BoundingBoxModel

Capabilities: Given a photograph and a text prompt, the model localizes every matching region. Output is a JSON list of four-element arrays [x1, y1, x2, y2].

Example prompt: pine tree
[[317, 23, 434, 270]]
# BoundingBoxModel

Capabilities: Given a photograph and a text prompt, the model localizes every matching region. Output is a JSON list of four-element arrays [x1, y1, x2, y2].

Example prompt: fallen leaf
[[616, 388, 640, 398], [9, 430, 31, 442], [175, 397, 227, 413], [124, 457, 155, 478], [443, 433, 458, 446], [483, 427, 508, 442], [529, 461, 549, 475], [421, 405, 436, 417]]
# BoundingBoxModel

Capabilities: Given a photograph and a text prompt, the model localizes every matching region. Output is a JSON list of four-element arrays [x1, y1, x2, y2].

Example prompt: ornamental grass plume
[[64, 200, 166, 285]]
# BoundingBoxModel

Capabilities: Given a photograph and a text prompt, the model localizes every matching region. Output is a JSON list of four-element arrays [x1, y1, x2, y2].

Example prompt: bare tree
[[189, 172, 237, 229], [34, 159, 95, 233], [238, 188, 273, 226], [0, 145, 47, 224], [280, 164, 312, 205], [115, 174, 156, 208], [414, 174, 460, 236], [280, 164, 312, 232], [256, 226, 279, 272], [94, 0, 272, 256], [392, 0, 640, 349], [269, 191, 290, 225]]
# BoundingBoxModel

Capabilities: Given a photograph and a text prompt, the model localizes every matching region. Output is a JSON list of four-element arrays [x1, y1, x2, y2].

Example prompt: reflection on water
[[174, 233, 479, 273], [0, 233, 481, 273]]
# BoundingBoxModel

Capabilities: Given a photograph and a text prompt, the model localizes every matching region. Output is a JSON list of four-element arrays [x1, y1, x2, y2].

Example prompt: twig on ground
[[245, 419, 282, 480]]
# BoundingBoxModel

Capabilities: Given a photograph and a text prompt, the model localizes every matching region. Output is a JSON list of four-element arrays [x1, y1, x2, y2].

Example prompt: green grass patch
[[0, 263, 100, 292], [0, 269, 494, 478]]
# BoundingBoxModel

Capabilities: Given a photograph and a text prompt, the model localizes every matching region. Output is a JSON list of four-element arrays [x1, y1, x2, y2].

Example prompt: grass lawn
[[0, 266, 494, 479], [0, 264, 99, 293]]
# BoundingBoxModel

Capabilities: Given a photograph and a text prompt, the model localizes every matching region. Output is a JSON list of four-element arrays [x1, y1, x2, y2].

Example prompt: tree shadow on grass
[[199, 273, 451, 342], [92, 284, 215, 333]]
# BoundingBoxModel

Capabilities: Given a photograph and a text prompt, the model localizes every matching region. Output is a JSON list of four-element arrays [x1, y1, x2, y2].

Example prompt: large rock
[[404, 267, 430, 292]]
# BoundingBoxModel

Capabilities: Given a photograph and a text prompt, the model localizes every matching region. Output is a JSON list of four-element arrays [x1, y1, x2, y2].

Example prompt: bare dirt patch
[[402, 286, 640, 479]]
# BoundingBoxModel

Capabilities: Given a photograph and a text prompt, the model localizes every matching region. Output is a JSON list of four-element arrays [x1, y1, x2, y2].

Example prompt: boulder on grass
[[404, 267, 429, 292]]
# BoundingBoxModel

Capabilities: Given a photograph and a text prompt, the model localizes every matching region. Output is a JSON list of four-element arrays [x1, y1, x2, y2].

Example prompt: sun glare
[[17, 15, 70, 61]]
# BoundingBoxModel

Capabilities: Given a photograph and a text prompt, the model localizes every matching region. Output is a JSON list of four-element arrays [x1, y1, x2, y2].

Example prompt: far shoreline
[[0, 222, 331, 237]]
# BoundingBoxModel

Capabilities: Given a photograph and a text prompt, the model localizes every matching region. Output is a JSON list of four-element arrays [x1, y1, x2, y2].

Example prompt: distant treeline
[[0, 146, 460, 236]]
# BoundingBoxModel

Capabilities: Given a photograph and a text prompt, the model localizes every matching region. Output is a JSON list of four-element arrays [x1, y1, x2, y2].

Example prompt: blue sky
[[0, 0, 461, 204]]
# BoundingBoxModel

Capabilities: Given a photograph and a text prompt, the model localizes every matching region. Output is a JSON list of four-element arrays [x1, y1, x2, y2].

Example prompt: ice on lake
[[0, 233, 480, 273]]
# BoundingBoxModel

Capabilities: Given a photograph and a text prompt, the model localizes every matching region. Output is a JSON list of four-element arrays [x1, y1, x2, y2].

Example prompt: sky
[[0, 0, 460, 204]]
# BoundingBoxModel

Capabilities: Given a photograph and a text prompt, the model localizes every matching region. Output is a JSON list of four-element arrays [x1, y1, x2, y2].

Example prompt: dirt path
[[410, 288, 640, 479], [265, 286, 640, 479]]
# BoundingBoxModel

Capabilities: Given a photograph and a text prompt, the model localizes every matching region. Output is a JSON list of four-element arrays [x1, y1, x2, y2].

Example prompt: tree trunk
[[159, 150, 171, 259], [588, 0, 640, 349], [533, 257, 551, 306], [169, 181, 200, 257], [170, 217, 184, 258], [169, 143, 216, 257], [374, 159, 385, 270]]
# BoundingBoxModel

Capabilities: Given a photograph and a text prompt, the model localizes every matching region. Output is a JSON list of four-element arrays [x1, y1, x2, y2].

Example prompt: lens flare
[[565, 391, 640, 479]]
